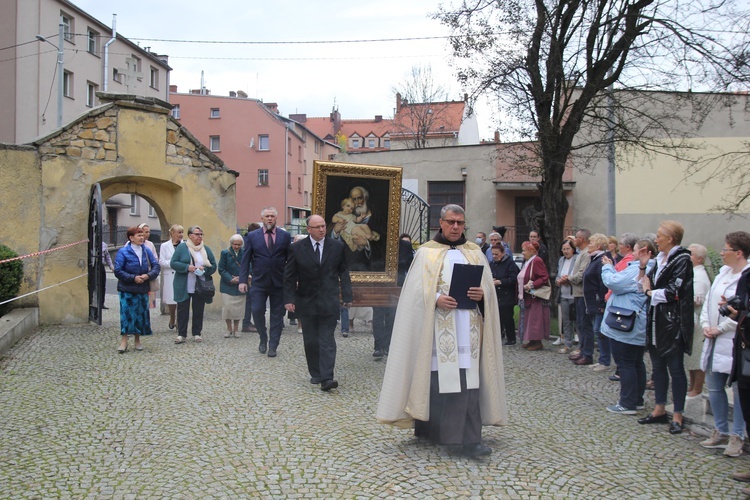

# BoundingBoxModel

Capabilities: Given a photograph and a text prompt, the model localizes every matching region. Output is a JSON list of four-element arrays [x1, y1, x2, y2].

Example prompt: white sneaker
[[593, 364, 611, 372], [574, 334, 580, 343], [725, 435, 745, 457], [701, 429, 729, 449], [552, 338, 563, 345], [589, 363, 601, 369], [194, 336, 203, 343]]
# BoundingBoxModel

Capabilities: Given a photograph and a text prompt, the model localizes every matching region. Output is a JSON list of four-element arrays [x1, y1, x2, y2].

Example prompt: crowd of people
[[110, 207, 750, 489]]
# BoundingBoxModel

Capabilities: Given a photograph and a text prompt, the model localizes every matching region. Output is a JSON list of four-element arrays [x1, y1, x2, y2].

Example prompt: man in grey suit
[[284, 215, 353, 391]]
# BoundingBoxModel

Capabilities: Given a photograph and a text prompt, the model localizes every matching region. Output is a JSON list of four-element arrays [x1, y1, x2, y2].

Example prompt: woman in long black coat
[[490, 244, 520, 346]]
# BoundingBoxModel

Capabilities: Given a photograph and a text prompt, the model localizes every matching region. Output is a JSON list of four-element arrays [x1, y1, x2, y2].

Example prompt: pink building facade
[[170, 87, 337, 230]]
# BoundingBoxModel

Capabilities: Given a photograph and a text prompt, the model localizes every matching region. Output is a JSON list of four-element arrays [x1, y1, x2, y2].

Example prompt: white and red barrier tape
[[0, 239, 89, 265]]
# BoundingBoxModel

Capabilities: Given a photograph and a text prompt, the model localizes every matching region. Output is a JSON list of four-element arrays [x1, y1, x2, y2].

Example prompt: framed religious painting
[[312, 160, 403, 284]]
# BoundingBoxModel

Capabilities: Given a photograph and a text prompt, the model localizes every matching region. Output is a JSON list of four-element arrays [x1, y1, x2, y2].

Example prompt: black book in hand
[[448, 264, 484, 309]]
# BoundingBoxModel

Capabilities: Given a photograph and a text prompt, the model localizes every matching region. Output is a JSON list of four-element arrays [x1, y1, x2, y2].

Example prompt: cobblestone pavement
[[1, 295, 748, 498]]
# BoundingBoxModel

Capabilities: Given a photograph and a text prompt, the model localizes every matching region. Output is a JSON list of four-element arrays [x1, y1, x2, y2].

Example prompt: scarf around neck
[[186, 238, 212, 267]]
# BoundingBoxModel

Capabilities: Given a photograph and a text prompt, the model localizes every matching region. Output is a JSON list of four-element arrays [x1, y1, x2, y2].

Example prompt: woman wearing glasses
[[170, 226, 217, 343]]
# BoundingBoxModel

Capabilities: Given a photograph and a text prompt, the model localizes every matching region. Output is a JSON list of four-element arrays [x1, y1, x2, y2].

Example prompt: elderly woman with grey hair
[[686, 243, 711, 398], [219, 234, 246, 338]]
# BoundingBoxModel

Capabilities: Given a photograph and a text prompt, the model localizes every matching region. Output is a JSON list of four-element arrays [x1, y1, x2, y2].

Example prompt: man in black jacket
[[284, 215, 353, 391]]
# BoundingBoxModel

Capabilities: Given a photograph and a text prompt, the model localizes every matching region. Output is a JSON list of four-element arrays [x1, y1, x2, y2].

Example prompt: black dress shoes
[[267, 348, 277, 358], [503, 340, 516, 346], [463, 443, 492, 458], [373, 349, 385, 359], [321, 379, 339, 391], [668, 421, 684, 434], [637, 413, 669, 425], [310, 377, 321, 384], [258, 342, 267, 354]]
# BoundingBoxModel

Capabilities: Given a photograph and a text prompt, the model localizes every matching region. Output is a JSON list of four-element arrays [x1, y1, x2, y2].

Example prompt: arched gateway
[[1, 94, 238, 324]]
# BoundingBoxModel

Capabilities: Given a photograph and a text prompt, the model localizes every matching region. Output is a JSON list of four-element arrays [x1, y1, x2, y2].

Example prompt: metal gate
[[400, 188, 429, 245], [88, 183, 104, 325]]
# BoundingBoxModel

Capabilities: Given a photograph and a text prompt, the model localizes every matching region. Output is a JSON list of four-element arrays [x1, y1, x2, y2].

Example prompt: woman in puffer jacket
[[698, 232, 750, 456], [636, 220, 694, 435]]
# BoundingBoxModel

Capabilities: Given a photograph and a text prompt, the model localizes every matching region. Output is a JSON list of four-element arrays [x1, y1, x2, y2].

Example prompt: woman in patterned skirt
[[114, 226, 160, 353]]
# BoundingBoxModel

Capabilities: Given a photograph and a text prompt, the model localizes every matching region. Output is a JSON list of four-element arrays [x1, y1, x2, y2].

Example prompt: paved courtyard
[[0, 291, 747, 498]]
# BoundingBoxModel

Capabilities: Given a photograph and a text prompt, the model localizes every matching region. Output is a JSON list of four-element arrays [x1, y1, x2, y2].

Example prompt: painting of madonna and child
[[312, 160, 402, 284]]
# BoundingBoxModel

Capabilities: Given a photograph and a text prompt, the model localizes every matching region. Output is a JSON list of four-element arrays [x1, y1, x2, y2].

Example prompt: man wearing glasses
[[284, 215, 352, 391], [377, 204, 508, 458]]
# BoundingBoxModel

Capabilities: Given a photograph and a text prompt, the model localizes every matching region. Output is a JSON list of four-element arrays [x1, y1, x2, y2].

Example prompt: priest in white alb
[[376, 204, 508, 458]]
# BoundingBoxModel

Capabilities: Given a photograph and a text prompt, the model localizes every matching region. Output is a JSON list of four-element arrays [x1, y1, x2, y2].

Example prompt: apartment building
[[0, 0, 170, 144], [170, 87, 338, 230]]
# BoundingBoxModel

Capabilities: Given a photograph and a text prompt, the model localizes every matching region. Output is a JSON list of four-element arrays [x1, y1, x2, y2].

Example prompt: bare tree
[[391, 65, 459, 149], [436, 0, 750, 273]]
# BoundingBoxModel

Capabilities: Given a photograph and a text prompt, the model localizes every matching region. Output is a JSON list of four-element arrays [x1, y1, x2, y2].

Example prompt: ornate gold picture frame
[[312, 160, 403, 284]]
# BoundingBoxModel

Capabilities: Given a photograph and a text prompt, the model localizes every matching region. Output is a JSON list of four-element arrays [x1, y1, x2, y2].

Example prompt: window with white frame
[[86, 82, 97, 107], [171, 104, 180, 119], [210, 108, 220, 118], [368, 138, 376, 148], [258, 169, 269, 186], [384, 139, 391, 148], [149, 67, 159, 89], [209, 136, 220, 152], [87, 29, 99, 54], [63, 71, 73, 98], [258, 134, 269, 151], [113, 68, 122, 84], [148, 204, 156, 218], [129, 195, 139, 216], [61, 13, 74, 42], [352, 138, 360, 148]]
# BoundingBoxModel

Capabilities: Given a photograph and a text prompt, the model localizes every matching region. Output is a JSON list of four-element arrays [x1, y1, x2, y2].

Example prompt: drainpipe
[[284, 125, 289, 226], [103, 15, 117, 92]]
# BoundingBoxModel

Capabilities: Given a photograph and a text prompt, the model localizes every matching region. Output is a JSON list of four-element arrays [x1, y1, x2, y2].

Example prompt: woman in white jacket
[[699, 231, 750, 457], [159, 224, 184, 330]]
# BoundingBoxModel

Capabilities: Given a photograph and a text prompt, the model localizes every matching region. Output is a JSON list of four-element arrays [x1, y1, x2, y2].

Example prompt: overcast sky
[[71, 0, 496, 138]]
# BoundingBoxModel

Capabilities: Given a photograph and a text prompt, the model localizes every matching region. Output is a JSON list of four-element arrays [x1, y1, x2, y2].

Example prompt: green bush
[[706, 247, 723, 280], [0, 244, 24, 317]]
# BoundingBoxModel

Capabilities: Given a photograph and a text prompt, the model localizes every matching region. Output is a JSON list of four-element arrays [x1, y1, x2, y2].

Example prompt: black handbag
[[737, 312, 750, 382], [605, 305, 636, 332], [190, 252, 215, 299], [195, 275, 215, 298]]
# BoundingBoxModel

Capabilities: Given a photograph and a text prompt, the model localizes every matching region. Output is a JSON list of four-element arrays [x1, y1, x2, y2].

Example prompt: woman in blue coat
[[219, 234, 245, 338], [601, 239, 656, 414], [170, 226, 217, 343], [114, 226, 160, 353]]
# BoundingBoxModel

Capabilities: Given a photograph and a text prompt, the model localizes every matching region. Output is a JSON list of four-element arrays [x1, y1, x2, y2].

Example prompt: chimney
[[229, 91, 237, 97], [494, 131, 500, 143], [289, 114, 307, 123], [237, 90, 248, 98], [374, 115, 382, 122], [396, 93, 402, 113], [169, 84, 177, 93]]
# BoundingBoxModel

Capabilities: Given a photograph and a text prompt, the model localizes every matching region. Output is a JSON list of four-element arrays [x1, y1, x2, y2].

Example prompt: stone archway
[[2, 94, 238, 324]]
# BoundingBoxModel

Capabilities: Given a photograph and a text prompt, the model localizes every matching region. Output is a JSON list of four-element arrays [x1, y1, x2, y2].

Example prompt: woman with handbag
[[601, 239, 656, 414], [219, 234, 246, 338], [170, 225, 217, 344], [583, 234, 611, 372], [518, 240, 550, 350], [114, 226, 160, 353], [698, 232, 750, 456], [636, 220, 694, 435]]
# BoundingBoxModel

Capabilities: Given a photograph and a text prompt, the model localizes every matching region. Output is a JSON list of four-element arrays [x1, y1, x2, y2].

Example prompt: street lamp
[[36, 22, 64, 128]]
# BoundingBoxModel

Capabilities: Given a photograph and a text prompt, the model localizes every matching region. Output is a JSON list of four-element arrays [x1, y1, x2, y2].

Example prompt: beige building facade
[[574, 91, 750, 250], [0, 94, 237, 324], [0, 0, 170, 144]]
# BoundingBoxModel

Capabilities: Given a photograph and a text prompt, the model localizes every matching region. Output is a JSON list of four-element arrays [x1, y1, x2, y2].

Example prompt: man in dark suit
[[284, 215, 353, 391], [239, 207, 292, 357]]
